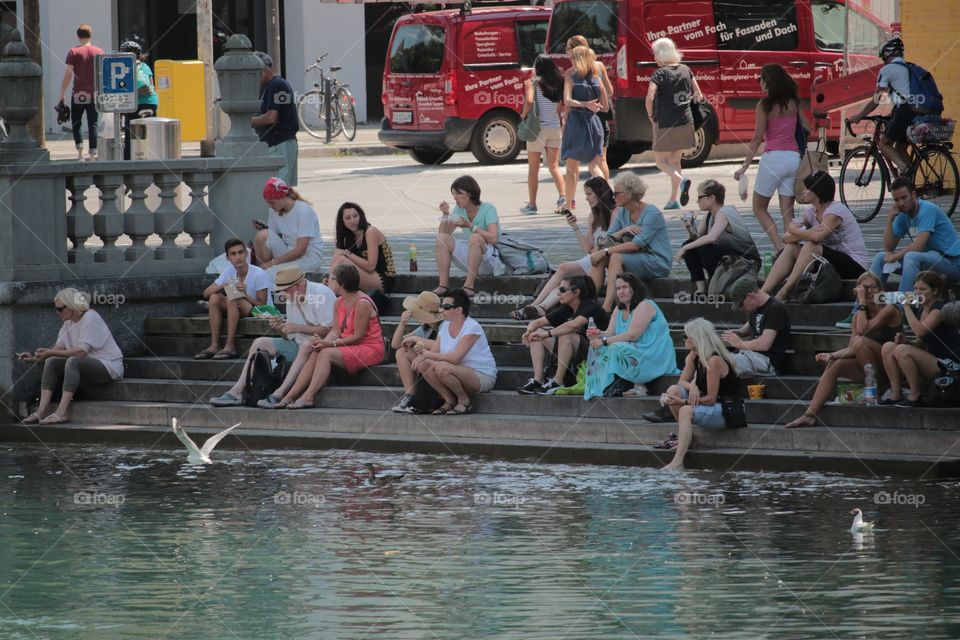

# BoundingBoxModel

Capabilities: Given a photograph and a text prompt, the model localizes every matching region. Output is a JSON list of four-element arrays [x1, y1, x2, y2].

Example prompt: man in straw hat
[[209, 267, 335, 407], [391, 291, 444, 413]]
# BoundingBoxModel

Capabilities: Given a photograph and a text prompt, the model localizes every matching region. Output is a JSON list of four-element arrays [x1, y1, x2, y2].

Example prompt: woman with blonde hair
[[253, 176, 325, 276], [20, 288, 124, 424], [646, 37, 700, 209], [661, 318, 740, 471], [566, 35, 614, 181], [560, 44, 607, 213]]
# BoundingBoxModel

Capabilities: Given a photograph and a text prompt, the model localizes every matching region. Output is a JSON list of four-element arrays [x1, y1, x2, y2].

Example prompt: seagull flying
[[850, 508, 876, 533], [171, 418, 241, 464]]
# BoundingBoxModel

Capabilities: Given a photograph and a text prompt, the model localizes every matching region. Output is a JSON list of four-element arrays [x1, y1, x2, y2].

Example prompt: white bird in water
[[850, 508, 876, 533], [171, 418, 241, 464]]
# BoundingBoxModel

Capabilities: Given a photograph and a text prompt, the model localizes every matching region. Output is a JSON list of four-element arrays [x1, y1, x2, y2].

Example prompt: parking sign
[[95, 53, 137, 113]]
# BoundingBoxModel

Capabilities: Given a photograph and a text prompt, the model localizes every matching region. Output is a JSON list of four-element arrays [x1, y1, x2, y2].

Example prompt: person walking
[[57, 24, 103, 161], [119, 40, 159, 160], [646, 37, 700, 209], [560, 45, 607, 213], [251, 51, 300, 186], [567, 36, 614, 181], [519, 55, 565, 215]]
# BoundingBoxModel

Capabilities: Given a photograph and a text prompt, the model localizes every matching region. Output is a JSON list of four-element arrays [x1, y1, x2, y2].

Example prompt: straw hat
[[274, 266, 305, 292], [402, 291, 443, 324]]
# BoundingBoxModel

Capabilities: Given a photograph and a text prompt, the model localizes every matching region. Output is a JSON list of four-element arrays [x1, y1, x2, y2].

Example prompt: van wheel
[[605, 145, 633, 170], [471, 111, 521, 164], [408, 148, 454, 165], [680, 125, 714, 169]]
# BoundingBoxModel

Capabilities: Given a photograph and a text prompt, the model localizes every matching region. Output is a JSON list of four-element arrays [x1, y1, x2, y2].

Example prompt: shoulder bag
[[720, 395, 748, 429], [794, 116, 829, 204], [518, 84, 540, 142]]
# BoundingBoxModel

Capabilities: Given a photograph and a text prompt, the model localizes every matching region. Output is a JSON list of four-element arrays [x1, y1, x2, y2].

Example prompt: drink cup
[[747, 384, 766, 400]]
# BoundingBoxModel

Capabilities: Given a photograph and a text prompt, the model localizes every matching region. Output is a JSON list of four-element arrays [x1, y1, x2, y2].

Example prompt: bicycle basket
[[907, 118, 956, 144]]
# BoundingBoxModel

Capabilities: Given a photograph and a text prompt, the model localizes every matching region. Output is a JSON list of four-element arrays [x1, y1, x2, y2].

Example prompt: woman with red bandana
[[253, 177, 325, 277]]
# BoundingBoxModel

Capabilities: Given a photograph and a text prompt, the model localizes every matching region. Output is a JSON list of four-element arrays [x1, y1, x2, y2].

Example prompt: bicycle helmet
[[119, 40, 142, 57], [879, 37, 903, 60]]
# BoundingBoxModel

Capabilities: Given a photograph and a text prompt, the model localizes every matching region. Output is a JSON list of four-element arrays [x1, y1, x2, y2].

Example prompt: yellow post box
[[155, 60, 207, 142]]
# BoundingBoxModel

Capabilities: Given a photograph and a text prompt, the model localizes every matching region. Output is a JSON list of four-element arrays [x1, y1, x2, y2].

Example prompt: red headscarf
[[262, 177, 290, 202]]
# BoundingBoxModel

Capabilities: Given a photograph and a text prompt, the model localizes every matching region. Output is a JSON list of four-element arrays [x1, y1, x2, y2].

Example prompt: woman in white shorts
[[435, 175, 503, 299], [519, 55, 565, 215], [734, 64, 811, 253], [254, 177, 325, 278], [510, 176, 614, 320]]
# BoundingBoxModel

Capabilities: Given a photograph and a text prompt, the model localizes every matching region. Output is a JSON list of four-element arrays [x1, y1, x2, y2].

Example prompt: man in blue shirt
[[250, 52, 299, 185]]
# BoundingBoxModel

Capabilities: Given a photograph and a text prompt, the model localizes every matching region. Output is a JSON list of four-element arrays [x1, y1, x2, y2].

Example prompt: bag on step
[[792, 253, 842, 304], [707, 255, 759, 298], [496, 233, 550, 275], [244, 349, 279, 407], [923, 359, 960, 407], [720, 395, 748, 429], [411, 375, 444, 414]]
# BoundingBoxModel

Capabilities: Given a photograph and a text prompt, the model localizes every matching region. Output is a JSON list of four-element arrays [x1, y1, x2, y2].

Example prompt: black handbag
[[792, 254, 842, 304], [924, 360, 960, 407], [603, 375, 634, 397], [720, 396, 748, 429], [411, 375, 444, 414]]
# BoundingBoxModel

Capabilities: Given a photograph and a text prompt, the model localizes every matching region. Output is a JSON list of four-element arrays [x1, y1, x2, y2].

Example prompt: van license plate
[[393, 111, 413, 124]]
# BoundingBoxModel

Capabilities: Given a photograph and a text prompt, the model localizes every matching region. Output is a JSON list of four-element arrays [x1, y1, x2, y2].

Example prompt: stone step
[[79, 381, 960, 431], [62, 400, 960, 460]]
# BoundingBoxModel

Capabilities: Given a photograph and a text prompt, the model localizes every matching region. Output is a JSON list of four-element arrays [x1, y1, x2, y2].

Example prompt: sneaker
[[664, 200, 680, 210], [834, 311, 854, 330], [391, 394, 415, 413], [210, 392, 242, 407], [554, 196, 567, 213], [537, 380, 562, 395], [570, 199, 576, 210], [519, 203, 538, 215], [517, 378, 545, 395], [642, 406, 675, 423]]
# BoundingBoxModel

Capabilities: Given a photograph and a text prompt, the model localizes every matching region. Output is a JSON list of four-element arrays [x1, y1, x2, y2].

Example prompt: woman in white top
[[253, 176, 325, 277], [763, 171, 867, 300], [21, 288, 124, 425], [519, 55, 565, 215], [412, 288, 497, 415]]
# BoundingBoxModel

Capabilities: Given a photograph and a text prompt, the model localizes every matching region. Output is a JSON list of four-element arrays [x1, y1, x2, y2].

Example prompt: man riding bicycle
[[848, 37, 913, 177]]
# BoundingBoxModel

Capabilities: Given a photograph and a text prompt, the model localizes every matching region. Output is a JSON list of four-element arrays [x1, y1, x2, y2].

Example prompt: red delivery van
[[546, 0, 887, 168], [379, 5, 551, 165]]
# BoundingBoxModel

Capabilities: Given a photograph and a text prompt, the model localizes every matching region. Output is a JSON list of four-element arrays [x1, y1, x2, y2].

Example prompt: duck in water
[[363, 462, 404, 485]]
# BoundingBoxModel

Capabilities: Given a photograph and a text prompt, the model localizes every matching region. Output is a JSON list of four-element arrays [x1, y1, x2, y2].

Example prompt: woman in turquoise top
[[584, 273, 678, 400], [120, 40, 158, 159], [589, 171, 673, 312], [435, 175, 503, 299]]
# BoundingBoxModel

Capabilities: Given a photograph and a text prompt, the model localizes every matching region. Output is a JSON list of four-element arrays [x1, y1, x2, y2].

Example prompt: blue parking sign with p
[[95, 53, 137, 113]]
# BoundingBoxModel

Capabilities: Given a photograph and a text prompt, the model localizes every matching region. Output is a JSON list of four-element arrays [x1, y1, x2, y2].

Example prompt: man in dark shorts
[[57, 24, 104, 161], [251, 52, 300, 186]]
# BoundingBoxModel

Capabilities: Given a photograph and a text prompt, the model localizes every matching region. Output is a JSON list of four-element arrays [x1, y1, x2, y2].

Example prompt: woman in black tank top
[[330, 202, 396, 293]]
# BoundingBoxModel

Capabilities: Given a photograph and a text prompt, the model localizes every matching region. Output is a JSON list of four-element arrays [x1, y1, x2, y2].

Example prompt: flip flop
[[447, 401, 473, 415], [22, 413, 42, 424], [212, 349, 238, 360], [432, 404, 454, 415], [432, 285, 449, 296], [193, 349, 217, 360], [286, 400, 315, 410], [653, 433, 678, 449], [39, 413, 68, 425]]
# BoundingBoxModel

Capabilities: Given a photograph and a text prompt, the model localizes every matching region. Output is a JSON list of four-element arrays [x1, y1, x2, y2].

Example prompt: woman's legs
[[752, 192, 782, 252], [894, 344, 942, 401], [35, 357, 68, 419], [786, 357, 862, 427], [654, 151, 683, 202], [274, 341, 315, 399], [564, 158, 581, 208], [531, 261, 583, 309], [396, 346, 417, 395], [778, 194, 796, 232], [38, 356, 113, 420], [545, 146, 565, 198], [774, 242, 822, 300], [663, 405, 695, 470], [761, 243, 800, 295], [282, 350, 320, 402], [463, 233, 488, 292], [602, 253, 626, 311], [435, 232, 456, 291], [526, 151, 542, 207], [433, 362, 482, 407], [296, 348, 347, 405], [423, 361, 457, 408]]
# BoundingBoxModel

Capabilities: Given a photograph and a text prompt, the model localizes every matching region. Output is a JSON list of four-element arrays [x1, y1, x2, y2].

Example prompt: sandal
[[22, 412, 42, 424], [432, 403, 454, 415], [286, 400, 315, 410], [653, 433, 678, 449], [271, 400, 291, 410], [193, 349, 217, 360], [212, 349, 238, 360], [448, 401, 473, 415], [509, 305, 543, 321], [432, 285, 449, 297], [462, 286, 476, 298], [39, 413, 68, 425]]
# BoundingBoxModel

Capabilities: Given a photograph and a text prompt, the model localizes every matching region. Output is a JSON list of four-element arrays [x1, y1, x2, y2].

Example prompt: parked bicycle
[[839, 114, 958, 222], [297, 53, 357, 142]]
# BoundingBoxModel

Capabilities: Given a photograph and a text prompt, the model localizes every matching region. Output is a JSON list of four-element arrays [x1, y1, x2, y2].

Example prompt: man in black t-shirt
[[251, 52, 300, 185], [517, 276, 609, 395], [723, 277, 791, 376]]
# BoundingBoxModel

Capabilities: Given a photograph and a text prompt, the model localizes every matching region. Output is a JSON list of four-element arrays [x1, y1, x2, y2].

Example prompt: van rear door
[[384, 19, 446, 131]]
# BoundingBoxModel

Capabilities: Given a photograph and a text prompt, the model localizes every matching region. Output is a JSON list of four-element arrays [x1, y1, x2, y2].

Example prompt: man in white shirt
[[196, 239, 271, 361], [210, 267, 335, 407], [848, 37, 912, 175]]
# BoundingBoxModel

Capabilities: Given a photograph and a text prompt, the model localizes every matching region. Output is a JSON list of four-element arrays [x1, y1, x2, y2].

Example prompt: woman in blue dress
[[561, 44, 607, 214], [584, 273, 679, 400]]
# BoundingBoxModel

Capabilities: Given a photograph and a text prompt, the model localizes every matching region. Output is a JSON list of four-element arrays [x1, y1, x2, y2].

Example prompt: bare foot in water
[[661, 461, 685, 472], [785, 414, 817, 429]]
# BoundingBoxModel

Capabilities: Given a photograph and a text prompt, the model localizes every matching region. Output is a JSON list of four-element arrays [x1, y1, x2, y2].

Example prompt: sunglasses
[[613, 191, 626, 196], [55, 305, 66, 312], [697, 194, 711, 200], [557, 286, 578, 294], [440, 303, 458, 310]]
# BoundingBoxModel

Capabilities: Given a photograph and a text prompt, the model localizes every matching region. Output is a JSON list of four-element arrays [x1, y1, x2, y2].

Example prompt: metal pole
[[198, 0, 216, 157], [267, 0, 282, 74], [839, 1, 851, 160], [114, 112, 122, 160], [324, 75, 332, 144]]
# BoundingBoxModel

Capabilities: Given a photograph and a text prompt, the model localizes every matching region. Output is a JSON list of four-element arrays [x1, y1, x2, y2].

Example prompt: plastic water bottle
[[763, 251, 774, 277], [408, 244, 418, 272], [863, 364, 877, 406], [586, 317, 600, 339]]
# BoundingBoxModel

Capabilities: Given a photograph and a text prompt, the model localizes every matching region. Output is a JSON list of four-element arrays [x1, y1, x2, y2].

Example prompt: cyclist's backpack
[[893, 61, 944, 115], [496, 233, 550, 275]]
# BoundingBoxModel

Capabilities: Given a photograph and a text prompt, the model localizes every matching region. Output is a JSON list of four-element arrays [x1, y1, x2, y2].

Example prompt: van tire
[[680, 124, 715, 169], [605, 145, 633, 170], [408, 148, 454, 165], [471, 111, 521, 164]]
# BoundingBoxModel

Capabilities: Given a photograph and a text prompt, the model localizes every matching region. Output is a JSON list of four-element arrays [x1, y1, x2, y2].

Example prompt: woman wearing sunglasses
[[412, 289, 497, 415], [21, 288, 124, 425]]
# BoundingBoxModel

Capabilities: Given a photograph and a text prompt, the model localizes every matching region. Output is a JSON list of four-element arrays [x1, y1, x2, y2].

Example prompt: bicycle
[[297, 53, 357, 142], [838, 114, 959, 223]]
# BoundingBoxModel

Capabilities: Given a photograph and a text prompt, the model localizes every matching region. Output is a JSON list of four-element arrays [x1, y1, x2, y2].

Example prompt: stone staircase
[[46, 274, 960, 475]]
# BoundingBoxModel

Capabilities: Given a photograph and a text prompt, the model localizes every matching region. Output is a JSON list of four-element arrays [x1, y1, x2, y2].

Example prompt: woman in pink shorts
[[278, 263, 384, 409]]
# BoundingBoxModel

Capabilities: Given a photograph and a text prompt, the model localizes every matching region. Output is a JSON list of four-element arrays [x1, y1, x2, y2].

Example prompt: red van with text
[[379, 5, 551, 165], [546, 0, 888, 168]]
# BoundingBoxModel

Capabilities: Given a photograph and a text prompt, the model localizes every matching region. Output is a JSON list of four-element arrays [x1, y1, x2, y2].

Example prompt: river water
[[2, 443, 959, 639]]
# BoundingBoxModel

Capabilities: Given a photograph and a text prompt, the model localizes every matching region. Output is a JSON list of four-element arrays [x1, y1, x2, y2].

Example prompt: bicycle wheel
[[839, 146, 889, 223], [297, 90, 327, 140], [336, 88, 356, 141], [913, 144, 960, 217]]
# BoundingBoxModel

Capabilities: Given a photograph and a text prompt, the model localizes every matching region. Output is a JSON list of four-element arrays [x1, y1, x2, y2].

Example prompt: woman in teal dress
[[584, 273, 678, 399]]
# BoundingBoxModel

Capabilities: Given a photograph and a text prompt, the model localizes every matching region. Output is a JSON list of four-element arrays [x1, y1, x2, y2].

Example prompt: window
[[712, 0, 799, 52], [516, 20, 549, 68], [547, 1, 619, 55], [811, 0, 886, 56], [389, 24, 445, 74]]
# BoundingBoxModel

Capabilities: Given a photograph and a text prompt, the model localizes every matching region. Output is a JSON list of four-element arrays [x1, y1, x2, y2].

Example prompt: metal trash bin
[[129, 117, 181, 160]]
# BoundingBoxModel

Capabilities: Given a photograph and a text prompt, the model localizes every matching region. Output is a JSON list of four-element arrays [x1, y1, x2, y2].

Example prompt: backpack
[[496, 233, 550, 275], [243, 349, 283, 407], [893, 61, 944, 115], [923, 360, 960, 408], [792, 254, 842, 304], [708, 255, 759, 298]]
